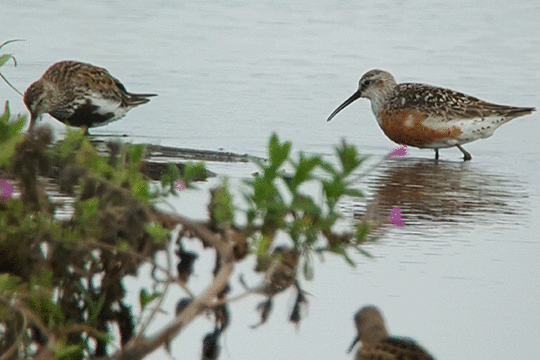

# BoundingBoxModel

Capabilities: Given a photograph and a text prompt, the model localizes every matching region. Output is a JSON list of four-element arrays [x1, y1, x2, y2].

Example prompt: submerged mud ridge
[[144, 143, 257, 163], [90, 139, 265, 180]]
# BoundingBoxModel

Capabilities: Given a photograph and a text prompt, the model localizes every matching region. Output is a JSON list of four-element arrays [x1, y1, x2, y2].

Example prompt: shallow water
[[2, 1, 540, 359]]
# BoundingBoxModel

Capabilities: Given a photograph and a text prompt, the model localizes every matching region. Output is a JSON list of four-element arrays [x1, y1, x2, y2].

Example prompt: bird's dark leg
[[434, 149, 439, 160], [456, 144, 472, 161]]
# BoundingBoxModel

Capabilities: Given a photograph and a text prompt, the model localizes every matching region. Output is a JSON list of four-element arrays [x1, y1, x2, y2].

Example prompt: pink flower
[[389, 206, 405, 227], [0, 179, 14, 201], [385, 145, 407, 159], [174, 179, 186, 192]]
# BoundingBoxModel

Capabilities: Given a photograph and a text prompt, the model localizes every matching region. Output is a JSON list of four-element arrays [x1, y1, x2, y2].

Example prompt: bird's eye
[[364, 79, 372, 86]]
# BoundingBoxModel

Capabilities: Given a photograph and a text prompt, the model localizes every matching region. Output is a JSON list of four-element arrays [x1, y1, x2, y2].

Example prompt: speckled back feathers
[[385, 82, 535, 121], [356, 337, 435, 360]]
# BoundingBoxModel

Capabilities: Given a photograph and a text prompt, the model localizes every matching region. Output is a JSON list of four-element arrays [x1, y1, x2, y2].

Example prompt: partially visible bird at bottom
[[24, 60, 156, 133], [349, 305, 435, 360]]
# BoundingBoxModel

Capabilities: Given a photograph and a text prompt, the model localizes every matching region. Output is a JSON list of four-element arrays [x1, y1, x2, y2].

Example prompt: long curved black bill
[[327, 91, 361, 122], [347, 335, 359, 353]]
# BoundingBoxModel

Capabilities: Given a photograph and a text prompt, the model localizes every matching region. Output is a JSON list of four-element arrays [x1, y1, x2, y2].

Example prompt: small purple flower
[[386, 145, 407, 159], [174, 179, 186, 192], [0, 179, 14, 201], [389, 206, 405, 227]]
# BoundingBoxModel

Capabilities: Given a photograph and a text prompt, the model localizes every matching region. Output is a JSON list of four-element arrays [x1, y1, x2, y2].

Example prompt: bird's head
[[24, 80, 50, 128], [327, 69, 397, 121], [354, 305, 389, 344]]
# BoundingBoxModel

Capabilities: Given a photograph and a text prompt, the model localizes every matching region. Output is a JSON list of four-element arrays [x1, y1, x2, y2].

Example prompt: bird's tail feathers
[[127, 92, 157, 105]]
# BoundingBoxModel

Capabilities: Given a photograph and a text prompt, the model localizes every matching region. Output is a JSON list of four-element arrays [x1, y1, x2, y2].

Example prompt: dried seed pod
[[289, 287, 308, 326], [176, 242, 198, 283], [201, 328, 221, 360], [251, 298, 273, 329], [175, 297, 193, 316]]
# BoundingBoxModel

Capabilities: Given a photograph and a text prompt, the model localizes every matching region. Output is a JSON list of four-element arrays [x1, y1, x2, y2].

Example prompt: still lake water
[[2, 1, 540, 359]]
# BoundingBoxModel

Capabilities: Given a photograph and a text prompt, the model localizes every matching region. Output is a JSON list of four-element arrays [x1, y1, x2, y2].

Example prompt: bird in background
[[24, 60, 156, 133], [349, 305, 435, 360], [328, 69, 535, 161]]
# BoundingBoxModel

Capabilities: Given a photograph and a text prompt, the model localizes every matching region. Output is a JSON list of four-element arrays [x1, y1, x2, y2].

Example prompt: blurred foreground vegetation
[[0, 45, 372, 359]]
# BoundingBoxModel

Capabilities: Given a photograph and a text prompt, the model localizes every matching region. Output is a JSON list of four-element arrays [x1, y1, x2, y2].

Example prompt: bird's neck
[[362, 325, 389, 347], [369, 84, 396, 118]]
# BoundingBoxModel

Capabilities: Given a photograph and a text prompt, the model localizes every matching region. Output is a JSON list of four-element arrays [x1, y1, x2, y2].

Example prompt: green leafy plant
[[1, 118, 373, 359], [0, 101, 26, 168], [244, 134, 370, 275]]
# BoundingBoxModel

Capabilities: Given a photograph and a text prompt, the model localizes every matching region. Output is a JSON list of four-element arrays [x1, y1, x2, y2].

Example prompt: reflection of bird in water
[[328, 69, 535, 160], [349, 305, 434, 360], [24, 61, 156, 132], [351, 158, 526, 233]]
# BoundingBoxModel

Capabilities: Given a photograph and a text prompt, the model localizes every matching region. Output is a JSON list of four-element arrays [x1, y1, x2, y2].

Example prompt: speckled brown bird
[[24, 60, 156, 131], [349, 305, 435, 360], [328, 69, 535, 160]]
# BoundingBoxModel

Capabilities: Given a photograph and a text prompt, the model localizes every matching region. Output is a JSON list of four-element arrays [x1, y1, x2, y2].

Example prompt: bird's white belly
[[90, 93, 127, 117], [419, 115, 505, 148], [455, 116, 507, 143]]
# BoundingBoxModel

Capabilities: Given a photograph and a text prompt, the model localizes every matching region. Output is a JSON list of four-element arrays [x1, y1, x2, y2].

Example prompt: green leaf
[[30, 270, 53, 288], [117, 240, 130, 251], [256, 236, 271, 256], [342, 251, 356, 266], [133, 177, 150, 200], [268, 133, 291, 169], [0, 273, 21, 291], [129, 144, 146, 164], [303, 258, 314, 281], [54, 343, 83, 359], [0, 102, 26, 167], [144, 222, 169, 243], [210, 179, 235, 227], [354, 222, 372, 244], [343, 188, 364, 198], [89, 294, 107, 325], [355, 247, 373, 258], [336, 141, 364, 176], [251, 176, 275, 204], [57, 128, 86, 161], [139, 289, 162, 311], [183, 162, 207, 182], [291, 195, 320, 216], [286, 153, 321, 191], [0, 54, 15, 68], [166, 163, 182, 182]]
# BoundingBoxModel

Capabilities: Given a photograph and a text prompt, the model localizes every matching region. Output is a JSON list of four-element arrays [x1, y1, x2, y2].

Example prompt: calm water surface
[[2, 1, 539, 359]]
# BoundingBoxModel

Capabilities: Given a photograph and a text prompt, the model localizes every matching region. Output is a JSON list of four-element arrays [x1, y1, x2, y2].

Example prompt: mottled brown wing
[[389, 83, 535, 121], [356, 348, 397, 360], [82, 65, 156, 107], [44, 61, 124, 102], [357, 337, 435, 360], [78, 63, 128, 102], [381, 337, 435, 360]]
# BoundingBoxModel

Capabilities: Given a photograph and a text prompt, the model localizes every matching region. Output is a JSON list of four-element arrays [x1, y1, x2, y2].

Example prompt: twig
[[134, 234, 175, 340], [0, 39, 25, 50], [0, 297, 27, 360], [109, 214, 236, 360], [0, 39, 25, 97]]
